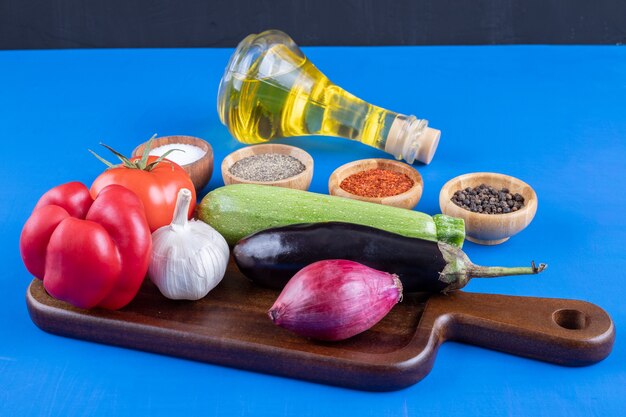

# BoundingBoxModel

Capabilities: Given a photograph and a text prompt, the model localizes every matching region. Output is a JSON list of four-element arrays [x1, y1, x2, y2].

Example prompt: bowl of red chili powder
[[328, 159, 423, 209]]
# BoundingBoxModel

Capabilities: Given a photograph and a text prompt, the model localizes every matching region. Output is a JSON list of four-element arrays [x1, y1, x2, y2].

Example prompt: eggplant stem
[[468, 261, 547, 278]]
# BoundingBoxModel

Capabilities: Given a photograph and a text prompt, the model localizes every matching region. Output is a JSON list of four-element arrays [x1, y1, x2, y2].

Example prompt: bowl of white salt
[[133, 135, 213, 193]]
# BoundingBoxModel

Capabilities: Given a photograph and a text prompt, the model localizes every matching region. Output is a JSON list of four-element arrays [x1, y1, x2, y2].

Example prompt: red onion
[[268, 260, 403, 341]]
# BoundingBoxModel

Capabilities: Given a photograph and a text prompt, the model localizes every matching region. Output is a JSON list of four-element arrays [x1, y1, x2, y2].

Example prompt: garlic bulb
[[149, 188, 230, 300]]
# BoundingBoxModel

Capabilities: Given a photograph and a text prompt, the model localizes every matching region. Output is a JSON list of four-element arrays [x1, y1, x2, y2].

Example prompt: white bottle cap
[[416, 127, 441, 164], [384, 116, 441, 164]]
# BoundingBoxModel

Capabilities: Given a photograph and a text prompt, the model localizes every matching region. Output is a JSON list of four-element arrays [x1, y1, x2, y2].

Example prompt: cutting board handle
[[426, 292, 615, 366]]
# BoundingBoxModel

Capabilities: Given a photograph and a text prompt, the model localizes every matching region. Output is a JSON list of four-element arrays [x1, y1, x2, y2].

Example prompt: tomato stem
[[145, 148, 183, 171], [137, 134, 157, 170], [88, 149, 114, 167], [89, 134, 184, 171], [98, 143, 136, 168]]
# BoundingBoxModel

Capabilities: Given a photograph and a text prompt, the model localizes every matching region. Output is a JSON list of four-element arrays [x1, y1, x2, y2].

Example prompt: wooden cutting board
[[26, 261, 615, 391]]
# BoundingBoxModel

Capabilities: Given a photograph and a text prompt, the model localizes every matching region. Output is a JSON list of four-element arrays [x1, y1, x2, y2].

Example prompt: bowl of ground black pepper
[[222, 144, 313, 190], [439, 172, 538, 245], [328, 159, 423, 209]]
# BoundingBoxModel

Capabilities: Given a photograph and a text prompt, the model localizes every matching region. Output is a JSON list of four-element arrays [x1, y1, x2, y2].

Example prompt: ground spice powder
[[229, 153, 305, 182], [340, 168, 414, 198]]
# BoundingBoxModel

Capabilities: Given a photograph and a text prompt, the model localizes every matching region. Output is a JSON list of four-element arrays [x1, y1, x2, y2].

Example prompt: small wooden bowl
[[221, 144, 314, 191], [328, 159, 423, 209], [133, 135, 214, 193], [439, 172, 538, 245]]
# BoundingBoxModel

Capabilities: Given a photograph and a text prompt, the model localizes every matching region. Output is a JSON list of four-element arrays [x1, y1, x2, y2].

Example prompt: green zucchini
[[198, 184, 465, 247]]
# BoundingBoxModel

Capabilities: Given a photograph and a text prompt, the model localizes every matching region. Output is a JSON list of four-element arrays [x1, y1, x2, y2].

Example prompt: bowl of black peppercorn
[[439, 172, 538, 245]]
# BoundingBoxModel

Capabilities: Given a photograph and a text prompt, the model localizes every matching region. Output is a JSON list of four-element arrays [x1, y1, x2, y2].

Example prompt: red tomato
[[90, 156, 196, 232]]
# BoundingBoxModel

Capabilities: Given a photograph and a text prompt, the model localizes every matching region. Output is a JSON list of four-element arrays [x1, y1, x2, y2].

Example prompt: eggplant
[[233, 222, 546, 293]]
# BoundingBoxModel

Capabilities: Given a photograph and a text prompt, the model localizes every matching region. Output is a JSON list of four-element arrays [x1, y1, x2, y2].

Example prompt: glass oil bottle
[[217, 30, 440, 164]]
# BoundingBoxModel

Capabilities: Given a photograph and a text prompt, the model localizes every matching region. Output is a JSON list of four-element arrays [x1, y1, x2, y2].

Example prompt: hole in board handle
[[552, 309, 590, 330]]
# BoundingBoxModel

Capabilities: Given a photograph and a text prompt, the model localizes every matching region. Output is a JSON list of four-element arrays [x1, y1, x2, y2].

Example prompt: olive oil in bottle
[[217, 30, 440, 164]]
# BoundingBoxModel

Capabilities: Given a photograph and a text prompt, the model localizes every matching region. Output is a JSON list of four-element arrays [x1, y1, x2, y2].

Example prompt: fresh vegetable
[[149, 188, 230, 300], [268, 260, 402, 341], [19, 182, 152, 310], [235, 222, 547, 293], [89, 137, 196, 232], [198, 184, 465, 247]]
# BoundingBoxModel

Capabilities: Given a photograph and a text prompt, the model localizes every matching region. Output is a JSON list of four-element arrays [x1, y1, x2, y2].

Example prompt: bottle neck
[[384, 115, 440, 164]]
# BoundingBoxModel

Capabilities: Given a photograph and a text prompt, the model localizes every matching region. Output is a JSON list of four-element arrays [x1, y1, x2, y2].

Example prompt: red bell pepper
[[20, 182, 152, 310]]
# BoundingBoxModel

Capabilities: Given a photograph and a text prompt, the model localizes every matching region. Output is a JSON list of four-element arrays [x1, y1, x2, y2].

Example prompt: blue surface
[[1, 45, 625, 416]]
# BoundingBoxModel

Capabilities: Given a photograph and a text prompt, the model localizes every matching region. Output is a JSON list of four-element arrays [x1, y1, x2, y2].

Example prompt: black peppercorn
[[451, 184, 525, 215]]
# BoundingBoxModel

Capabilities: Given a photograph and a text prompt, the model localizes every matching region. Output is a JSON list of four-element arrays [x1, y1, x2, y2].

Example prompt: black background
[[1, 0, 626, 49]]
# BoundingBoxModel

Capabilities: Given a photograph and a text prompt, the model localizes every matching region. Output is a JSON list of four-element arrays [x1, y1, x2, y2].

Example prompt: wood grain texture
[[439, 172, 538, 245], [132, 135, 214, 193], [328, 158, 423, 209], [222, 144, 314, 191], [26, 261, 614, 391], [2, 0, 626, 49]]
